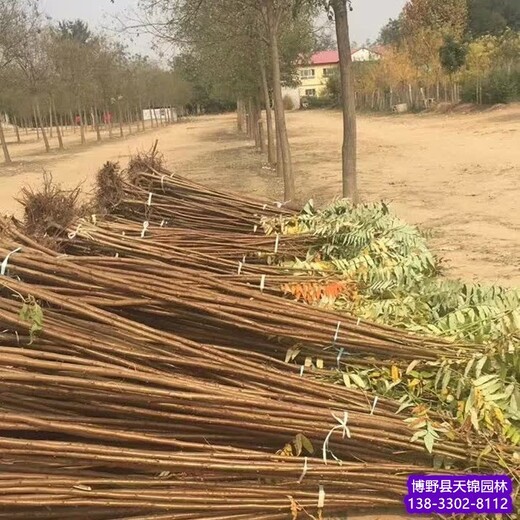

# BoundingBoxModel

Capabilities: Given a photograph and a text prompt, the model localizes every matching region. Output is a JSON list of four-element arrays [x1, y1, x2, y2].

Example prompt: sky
[[39, 0, 408, 56]]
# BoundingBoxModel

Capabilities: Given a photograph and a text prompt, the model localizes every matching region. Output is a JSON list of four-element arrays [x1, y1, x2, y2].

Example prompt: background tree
[[137, 0, 316, 201], [0, 0, 39, 163], [0, 0, 38, 69], [15, 25, 54, 152], [373, 0, 520, 107], [313, 24, 337, 51], [57, 19, 93, 44], [378, 16, 403, 47], [439, 35, 467, 75], [0, 3, 195, 159], [468, 0, 520, 37], [329, 0, 358, 202]]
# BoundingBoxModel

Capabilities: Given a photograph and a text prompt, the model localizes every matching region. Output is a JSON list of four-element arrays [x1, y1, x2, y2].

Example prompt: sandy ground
[[1, 106, 519, 287]]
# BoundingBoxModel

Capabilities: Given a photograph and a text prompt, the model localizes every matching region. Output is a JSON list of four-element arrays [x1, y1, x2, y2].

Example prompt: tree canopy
[[468, 0, 520, 36], [380, 0, 520, 44], [57, 19, 94, 44], [0, 3, 193, 125]]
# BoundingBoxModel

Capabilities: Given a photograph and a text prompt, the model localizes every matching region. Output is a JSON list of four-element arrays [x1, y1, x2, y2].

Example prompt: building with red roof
[[298, 47, 381, 99]]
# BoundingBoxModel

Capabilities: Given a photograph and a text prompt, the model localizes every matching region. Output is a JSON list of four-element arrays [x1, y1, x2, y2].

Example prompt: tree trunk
[[0, 118, 12, 164], [420, 87, 427, 109], [93, 107, 102, 142], [126, 107, 133, 135], [35, 101, 51, 153], [248, 98, 254, 140], [263, 0, 294, 200], [137, 109, 142, 131], [13, 116, 21, 144], [258, 121, 267, 153], [251, 98, 261, 148], [78, 106, 86, 144], [105, 107, 113, 138], [275, 120, 283, 177], [148, 104, 154, 128], [139, 101, 145, 131], [83, 109, 89, 134], [70, 110, 76, 134], [237, 99, 243, 132], [246, 98, 252, 138], [53, 101, 64, 150], [260, 59, 276, 165], [49, 105, 53, 138], [245, 112, 251, 138], [118, 104, 124, 138], [332, 0, 358, 203], [240, 99, 245, 131], [33, 106, 40, 140]]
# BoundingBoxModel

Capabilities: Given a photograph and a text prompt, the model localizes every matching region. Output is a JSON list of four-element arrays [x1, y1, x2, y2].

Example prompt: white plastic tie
[[370, 396, 379, 416], [242, 255, 246, 264], [336, 348, 344, 368], [68, 224, 82, 240], [141, 221, 149, 238], [115, 252, 119, 258], [274, 234, 280, 254], [322, 411, 351, 464], [262, 204, 267, 210], [333, 321, 341, 344], [1, 248, 22, 276], [299, 365, 305, 377], [237, 261, 243, 275], [357, 317, 361, 326], [298, 457, 308, 484], [318, 485, 326, 509], [275, 201, 283, 208], [253, 225, 258, 233], [160, 220, 166, 228], [259, 275, 266, 292], [147, 192, 153, 206], [91, 214, 97, 225]]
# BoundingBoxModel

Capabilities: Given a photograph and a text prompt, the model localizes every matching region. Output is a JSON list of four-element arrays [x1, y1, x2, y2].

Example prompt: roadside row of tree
[[138, 0, 359, 203], [0, 1, 192, 164], [1, 0, 360, 204]]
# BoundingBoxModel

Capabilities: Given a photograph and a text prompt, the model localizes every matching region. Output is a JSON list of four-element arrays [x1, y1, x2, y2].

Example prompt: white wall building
[[351, 48, 382, 62], [142, 108, 178, 123]]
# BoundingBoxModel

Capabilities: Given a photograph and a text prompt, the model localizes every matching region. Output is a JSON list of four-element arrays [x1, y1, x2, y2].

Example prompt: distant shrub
[[324, 72, 341, 105], [283, 94, 295, 110], [306, 96, 333, 109], [461, 69, 520, 104]]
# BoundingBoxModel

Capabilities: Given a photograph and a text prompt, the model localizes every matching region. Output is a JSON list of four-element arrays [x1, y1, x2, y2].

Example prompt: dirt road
[[1, 106, 519, 286]]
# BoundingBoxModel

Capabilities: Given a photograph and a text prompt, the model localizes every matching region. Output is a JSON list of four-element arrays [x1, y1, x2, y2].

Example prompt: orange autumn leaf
[[281, 280, 358, 305]]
